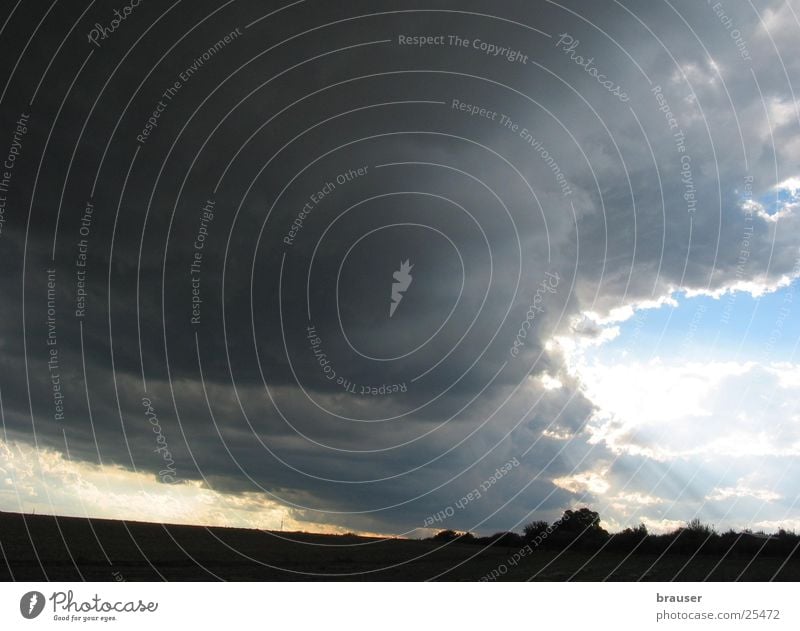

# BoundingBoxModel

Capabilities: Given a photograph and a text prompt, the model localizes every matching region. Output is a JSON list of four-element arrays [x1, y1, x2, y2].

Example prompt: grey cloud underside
[[0, 0, 797, 533]]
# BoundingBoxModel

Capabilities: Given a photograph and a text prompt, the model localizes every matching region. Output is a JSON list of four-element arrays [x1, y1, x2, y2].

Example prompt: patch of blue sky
[[589, 282, 799, 364], [756, 187, 799, 216]]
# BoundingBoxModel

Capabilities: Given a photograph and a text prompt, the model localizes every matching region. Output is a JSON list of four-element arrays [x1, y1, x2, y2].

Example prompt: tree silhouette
[[523, 520, 550, 542], [560, 507, 607, 535]]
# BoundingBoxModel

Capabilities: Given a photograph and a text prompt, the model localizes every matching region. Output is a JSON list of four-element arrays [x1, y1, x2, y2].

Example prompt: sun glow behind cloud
[[0, 440, 334, 533], [548, 277, 800, 531], [563, 290, 800, 460]]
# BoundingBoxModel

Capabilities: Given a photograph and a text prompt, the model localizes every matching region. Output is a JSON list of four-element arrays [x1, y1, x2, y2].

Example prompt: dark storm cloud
[[0, 0, 798, 534]]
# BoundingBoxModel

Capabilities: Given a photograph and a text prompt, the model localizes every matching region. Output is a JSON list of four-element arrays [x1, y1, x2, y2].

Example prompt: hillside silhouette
[[1, 509, 798, 580]]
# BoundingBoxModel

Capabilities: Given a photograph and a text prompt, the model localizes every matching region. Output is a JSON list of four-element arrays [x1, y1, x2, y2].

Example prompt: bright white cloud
[[554, 467, 610, 495], [576, 359, 800, 459], [641, 517, 687, 535], [707, 483, 781, 502], [539, 373, 563, 391]]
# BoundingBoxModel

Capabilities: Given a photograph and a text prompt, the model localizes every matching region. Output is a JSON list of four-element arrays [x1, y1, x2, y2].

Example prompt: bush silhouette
[[686, 518, 714, 535], [426, 509, 799, 560], [608, 523, 648, 552], [669, 519, 718, 554], [523, 520, 551, 543]]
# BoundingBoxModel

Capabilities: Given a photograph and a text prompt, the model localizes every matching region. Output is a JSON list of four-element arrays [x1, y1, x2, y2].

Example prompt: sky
[[0, 0, 799, 538]]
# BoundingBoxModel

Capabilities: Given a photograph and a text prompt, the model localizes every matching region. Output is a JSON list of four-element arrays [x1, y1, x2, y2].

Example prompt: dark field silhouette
[[1, 510, 798, 581]]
